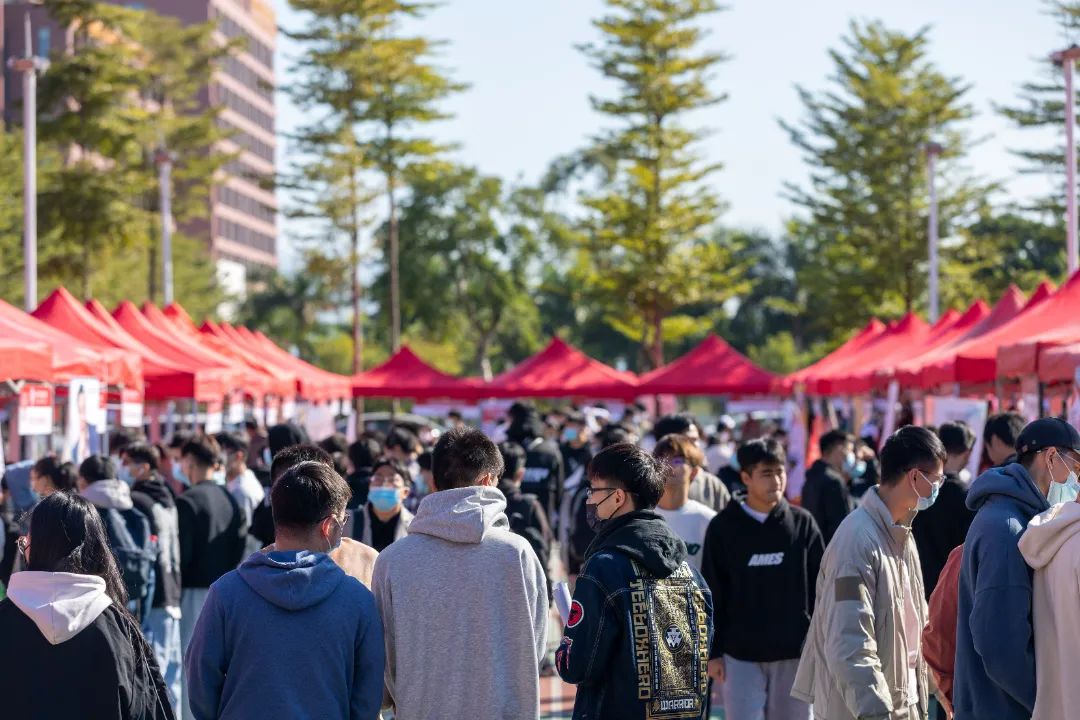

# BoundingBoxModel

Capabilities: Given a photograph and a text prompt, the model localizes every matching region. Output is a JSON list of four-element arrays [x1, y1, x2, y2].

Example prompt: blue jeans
[[144, 607, 183, 718]]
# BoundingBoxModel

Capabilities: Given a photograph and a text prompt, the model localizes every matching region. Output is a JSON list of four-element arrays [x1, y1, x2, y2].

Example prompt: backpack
[[102, 507, 157, 608], [505, 493, 551, 572]]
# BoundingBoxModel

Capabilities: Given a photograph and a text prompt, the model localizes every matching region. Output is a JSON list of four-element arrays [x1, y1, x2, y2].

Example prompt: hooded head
[[77, 455, 133, 511], [967, 462, 1050, 516], [271, 460, 351, 555], [239, 550, 346, 611]]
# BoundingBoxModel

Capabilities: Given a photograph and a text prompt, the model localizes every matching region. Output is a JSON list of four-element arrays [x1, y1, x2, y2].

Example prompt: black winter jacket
[[911, 473, 974, 598], [556, 511, 714, 720], [700, 500, 823, 662], [520, 437, 565, 524], [0, 601, 174, 719], [176, 481, 247, 590], [131, 477, 182, 609], [801, 459, 853, 545]]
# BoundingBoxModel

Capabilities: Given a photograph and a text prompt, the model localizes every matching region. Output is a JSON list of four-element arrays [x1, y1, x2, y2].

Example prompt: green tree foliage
[[568, 0, 742, 369], [781, 21, 987, 341]]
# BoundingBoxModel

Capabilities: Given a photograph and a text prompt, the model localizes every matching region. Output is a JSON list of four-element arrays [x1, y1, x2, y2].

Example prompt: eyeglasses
[[666, 458, 687, 467], [370, 476, 406, 488], [918, 471, 947, 488], [585, 486, 619, 500]]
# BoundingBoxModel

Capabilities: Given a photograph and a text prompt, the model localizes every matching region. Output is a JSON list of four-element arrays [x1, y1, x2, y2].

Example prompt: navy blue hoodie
[[185, 550, 384, 720], [953, 463, 1048, 720]]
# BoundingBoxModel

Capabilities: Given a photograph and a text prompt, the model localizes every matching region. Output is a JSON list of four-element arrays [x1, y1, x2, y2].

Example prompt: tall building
[[2, 0, 278, 293]]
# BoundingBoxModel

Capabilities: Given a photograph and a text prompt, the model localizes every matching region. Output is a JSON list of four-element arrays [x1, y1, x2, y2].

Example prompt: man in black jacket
[[701, 439, 822, 720], [912, 421, 976, 598], [125, 442, 183, 717], [175, 435, 246, 720], [507, 403, 565, 528], [801, 430, 855, 545], [556, 443, 714, 720], [345, 436, 381, 509], [983, 412, 1025, 467], [498, 442, 554, 600]]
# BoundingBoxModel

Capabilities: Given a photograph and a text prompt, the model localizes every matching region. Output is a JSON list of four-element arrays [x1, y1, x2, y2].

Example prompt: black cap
[[1015, 418, 1080, 456]]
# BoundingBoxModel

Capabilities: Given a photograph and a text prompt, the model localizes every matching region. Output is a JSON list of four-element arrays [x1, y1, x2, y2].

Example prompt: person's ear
[[690, 466, 700, 480], [482, 473, 497, 487], [740, 470, 751, 485]]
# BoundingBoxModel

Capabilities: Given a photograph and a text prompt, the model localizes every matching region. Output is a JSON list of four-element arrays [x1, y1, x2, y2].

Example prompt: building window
[[217, 83, 274, 134], [218, 217, 276, 255], [216, 119, 275, 164], [209, 6, 274, 70], [222, 55, 273, 105], [218, 185, 276, 225]]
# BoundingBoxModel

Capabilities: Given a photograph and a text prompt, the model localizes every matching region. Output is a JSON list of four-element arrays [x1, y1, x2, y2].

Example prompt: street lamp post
[[155, 148, 175, 305], [926, 141, 943, 323], [7, 10, 48, 312], [1052, 44, 1080, 274]]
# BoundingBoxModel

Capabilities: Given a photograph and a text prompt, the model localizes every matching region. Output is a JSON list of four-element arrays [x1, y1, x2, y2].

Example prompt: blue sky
[[271, 0, 1064, 271]]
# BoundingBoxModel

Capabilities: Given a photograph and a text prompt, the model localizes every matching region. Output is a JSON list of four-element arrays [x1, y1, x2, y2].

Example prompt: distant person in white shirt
[[653, 434, 718, 571]]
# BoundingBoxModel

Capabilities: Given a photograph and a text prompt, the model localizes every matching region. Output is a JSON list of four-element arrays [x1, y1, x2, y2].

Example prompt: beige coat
[[792, 487, 929, 720], [1018, 501, 1080, 720]]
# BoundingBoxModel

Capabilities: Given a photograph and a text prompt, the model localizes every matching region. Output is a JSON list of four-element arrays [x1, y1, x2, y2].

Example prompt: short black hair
[[33, 456, 78, 493], [448, 410, 463, 421], [432, 427, 504, 491], [597, 424, 632, 449], [79, 455, 116, 484], [215, 431, 249, 456], [123, 443, 159, 471], [879, 426, 947, 486], [498, 442, 527, 481], [348, 437, 382, 472], [371, 458, 410, 482], [386, 426, 421, 454], [588, 443, 664, 509], [167, 430, 194, 451], [109, 428, 142, 456], [819, 430, 853, 456], [271, 461, 350, 531], [417, 450, 433, 472], [652, 413, 695, 440], [181, 436, 219, 470], [938, 421, 976, 456], [268, 422, 311, 459], [271, 444, 335, 484], [737, 439, 787, 475], [319, 433, 348, 456], [984, 412, 1025, 449]]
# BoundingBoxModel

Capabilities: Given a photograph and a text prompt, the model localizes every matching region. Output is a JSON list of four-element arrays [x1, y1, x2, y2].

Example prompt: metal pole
[[1066, 56, 1079, 274], [156, 149, 174, 305], [20, 13, 38, 311], [926, 142, 942, 323]]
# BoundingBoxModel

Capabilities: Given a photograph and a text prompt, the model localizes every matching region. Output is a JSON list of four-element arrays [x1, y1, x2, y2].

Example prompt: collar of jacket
[[859, 486, 913, 552]]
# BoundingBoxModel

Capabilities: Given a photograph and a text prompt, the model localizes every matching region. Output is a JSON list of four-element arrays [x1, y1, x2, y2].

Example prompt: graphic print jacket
[[556, 510, 714, 720]]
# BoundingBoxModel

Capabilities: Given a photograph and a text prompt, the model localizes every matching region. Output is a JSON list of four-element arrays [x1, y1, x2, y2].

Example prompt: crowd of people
[[0, 402, 1077, 720]]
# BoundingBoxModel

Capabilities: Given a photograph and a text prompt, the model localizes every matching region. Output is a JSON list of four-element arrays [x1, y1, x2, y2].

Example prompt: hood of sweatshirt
[[966, 462, 1049, 516], [407, 486, 509, 545], [7, 571, 114, 645], [586, 510, 687, 578], [81, 478, 134, 511], [131, 476, 175, 508], [237, 549, 346, 611], [1019, 501, 1080, 570]]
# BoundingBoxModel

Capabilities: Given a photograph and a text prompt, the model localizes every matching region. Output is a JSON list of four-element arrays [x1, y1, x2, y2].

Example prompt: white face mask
[[1047, 451, 1080, 505]]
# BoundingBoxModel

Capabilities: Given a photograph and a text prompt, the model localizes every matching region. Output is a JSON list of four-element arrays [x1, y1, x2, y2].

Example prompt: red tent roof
[[352, 346, 486, 400], [197, 321, 299, 399], [869, 301, 990, 388], [1038, 340, 1080, 383], [487, 337, 639, 400], [217, 324, 351, 401], [913, 285, 1030, 388], [0, 298, 139, 388], [806, 313, 930, 395], [0, 338, 54, 383], [637, 335, 776, 396], [33, 289, 225, 401], [783, 319, 887, 392], [997, 278, 1080, 378]]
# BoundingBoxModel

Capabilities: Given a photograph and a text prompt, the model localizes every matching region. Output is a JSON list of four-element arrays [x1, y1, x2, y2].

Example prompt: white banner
[[879, 380, 901, 449], [18, 385, 53, 436], [204, 399, 223, 434], [281, 398, 297, 421], [120, 388, 143, 429], [784, 394, 808, 501], [64, 378, 102, 463], [227, 391, 245, 425], [927, 395, 989, 480]]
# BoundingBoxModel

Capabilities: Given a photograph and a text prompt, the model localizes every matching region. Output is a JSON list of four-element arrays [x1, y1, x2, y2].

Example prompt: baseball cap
[[1015, 417, 1080, 456]]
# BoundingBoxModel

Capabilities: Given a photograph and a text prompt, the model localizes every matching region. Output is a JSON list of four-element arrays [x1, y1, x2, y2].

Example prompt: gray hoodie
[[372, 485, 548, 720]]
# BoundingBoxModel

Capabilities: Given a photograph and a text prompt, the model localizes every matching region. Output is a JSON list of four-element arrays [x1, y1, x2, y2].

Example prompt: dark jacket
[[954, 463, 1048, 720], [0, 597, 173, 720], [566, 481, 596, 575], [500, 482, 554, 599], [520, 437, 565, 524], [176, 481, 247, 590], [701, 500, 823, 662], [911, 473, 974, 598], [345, 468, 372, 510], [556, 511, 714, 720], [132, 476, 182, 609], [801, 459, 853, 545], [560, 443, 592, 479]]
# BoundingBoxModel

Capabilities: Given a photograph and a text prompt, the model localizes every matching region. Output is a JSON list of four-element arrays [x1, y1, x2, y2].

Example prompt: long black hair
[[26, 492, 128, 607]]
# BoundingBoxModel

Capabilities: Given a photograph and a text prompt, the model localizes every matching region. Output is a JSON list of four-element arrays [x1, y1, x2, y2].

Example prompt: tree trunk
[[651, 308, 664, 370], [349, 165, 364, 376], [387, 169, 401, 352]]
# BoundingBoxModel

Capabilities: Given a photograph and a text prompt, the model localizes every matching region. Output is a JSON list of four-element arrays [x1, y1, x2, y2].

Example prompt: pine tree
[[570, 0, 740, 369], [781, 21, 987, 339]]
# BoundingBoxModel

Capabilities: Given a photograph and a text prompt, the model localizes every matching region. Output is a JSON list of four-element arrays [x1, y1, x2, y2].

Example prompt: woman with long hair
[[0, 492, 174, 719]]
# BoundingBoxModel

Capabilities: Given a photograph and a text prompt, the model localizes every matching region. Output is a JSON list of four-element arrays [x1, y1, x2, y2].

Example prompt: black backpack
[[102, 507, 157, 607]]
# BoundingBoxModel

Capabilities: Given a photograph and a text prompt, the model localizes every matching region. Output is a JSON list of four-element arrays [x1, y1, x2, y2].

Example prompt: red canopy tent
[[352, 346, 487, 400], [0, 298, 139, 388], [896, 285, 1028, 388], [222, 324, 352, 401], [0, 339, 54, 383], [33, 289, 226, 401], [636, 335, 776, 396], [782, 319, 887, 393], [197, 320, 301, 399], [997, 275, 1080, 379], [486, 337, 639, 400], [804, 313, 930, 395]]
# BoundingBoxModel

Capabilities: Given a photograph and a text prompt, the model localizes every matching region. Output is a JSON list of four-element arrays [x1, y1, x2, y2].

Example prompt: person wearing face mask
[[653, 434, 717, 572], [407, 450, 435, 513], [912, 421, 977, 600], [174, 436, 247, 720], [215, 431, 265, 558], [30, 456, 79, 497], [185, 461, 384, 720], [652, 413, 731, 513], [953, 417, 1080, 720], [556, 442, 714, 720], [792, 426, 945, 720], [560, 412, 594, 478], [344, 459, 414, 552], [801, 430, 856, 546]]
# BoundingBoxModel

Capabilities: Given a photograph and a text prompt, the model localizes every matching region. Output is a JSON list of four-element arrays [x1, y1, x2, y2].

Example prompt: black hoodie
[[131, 477, 183, 609], [556, 511, 714, 720]]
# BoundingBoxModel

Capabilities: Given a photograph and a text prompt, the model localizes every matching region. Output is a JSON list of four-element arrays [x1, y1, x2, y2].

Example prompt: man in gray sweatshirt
[[372, 426, 549, 719]]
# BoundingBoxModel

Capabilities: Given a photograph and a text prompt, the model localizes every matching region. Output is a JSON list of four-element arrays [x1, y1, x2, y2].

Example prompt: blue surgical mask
[[172, 464, 190, 487], [1047, 452, 1080, 505], [212, 468, 226, 485], [369, 487, 401, 513], [562, 428, 579, 443], [915, 471, 941, 512], [117, 464, 134, 486]]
